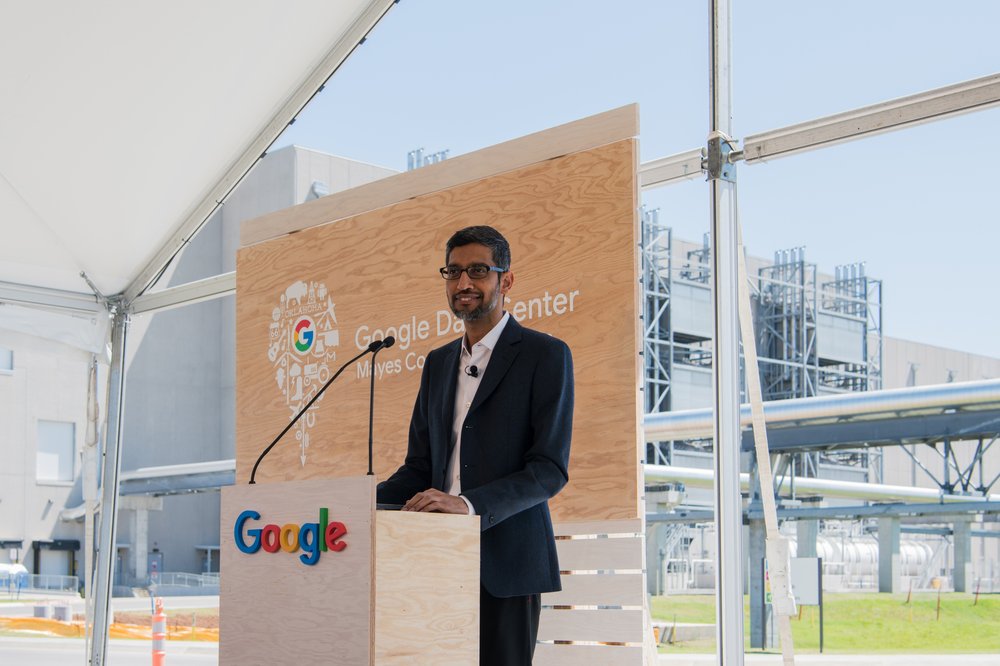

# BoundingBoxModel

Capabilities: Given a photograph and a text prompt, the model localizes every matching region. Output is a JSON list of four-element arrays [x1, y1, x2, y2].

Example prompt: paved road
[[1, 636, 996, 665], [1, 594, 221, 664], [660, 654, 1000, 665], [0, 637, 218, 665], [1, 593, 219, 618], [5, 596, 998, 665]]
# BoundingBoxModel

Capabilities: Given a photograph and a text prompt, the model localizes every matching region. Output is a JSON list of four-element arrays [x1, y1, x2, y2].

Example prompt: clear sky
[[275, 1, 1000, 359]]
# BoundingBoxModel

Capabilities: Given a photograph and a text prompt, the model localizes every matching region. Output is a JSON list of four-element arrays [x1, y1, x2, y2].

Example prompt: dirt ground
[[73, 611, 220, 629]]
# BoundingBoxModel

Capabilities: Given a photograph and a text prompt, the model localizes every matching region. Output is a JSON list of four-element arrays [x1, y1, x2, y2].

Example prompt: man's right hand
[[403, 488, 470, 514]]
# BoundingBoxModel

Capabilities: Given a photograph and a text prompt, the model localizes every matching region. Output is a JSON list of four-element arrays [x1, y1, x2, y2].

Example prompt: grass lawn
[[652, 592, 1000, 654]]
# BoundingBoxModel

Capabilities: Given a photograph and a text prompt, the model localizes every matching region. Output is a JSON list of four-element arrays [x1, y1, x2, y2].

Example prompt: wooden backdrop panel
[[236, 119, 640, 521]]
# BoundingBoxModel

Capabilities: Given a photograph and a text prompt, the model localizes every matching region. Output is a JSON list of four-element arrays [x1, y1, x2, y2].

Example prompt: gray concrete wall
[[0, 329, 88, 574]]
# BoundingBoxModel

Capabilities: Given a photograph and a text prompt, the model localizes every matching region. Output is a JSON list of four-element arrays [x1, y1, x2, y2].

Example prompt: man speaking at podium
[[377, 225, 574, 665]]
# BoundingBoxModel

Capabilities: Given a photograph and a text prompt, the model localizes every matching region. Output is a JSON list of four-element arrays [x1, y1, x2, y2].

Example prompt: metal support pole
[[953, 517, 973, 592], [878, 516, 901, 593], [709, 0, 744, 663], [748, 516, 766, 648], [89, 304, 129, 665]]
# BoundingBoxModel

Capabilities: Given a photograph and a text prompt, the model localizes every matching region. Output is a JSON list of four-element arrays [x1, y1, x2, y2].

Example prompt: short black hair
[[445, 225, 511, 270]]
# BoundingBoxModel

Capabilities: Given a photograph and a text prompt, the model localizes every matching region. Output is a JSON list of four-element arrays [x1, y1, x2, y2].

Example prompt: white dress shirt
[[444, 311, 511, 514]]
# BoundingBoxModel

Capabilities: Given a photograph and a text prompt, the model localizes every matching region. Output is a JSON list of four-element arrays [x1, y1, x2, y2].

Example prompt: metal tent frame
[[5, 2, 1000, 664], [638, 4, 1000, 663], [0, 4, 397, 664]]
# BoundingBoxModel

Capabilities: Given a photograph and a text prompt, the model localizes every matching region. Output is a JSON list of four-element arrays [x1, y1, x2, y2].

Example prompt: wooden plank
[[240, 104, 639, 246], [235, 137, 641, 523], [374, 510, 479, 664], [219, 477, 374, 665], [554, 519, 643, 537], [542, 573, 645, 607], [537, 609, 645, 643], [534, 643, 644, 666], [556, 537, 643, 571]]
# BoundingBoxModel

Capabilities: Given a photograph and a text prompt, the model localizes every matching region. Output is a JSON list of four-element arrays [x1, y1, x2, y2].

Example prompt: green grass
[[652, 592, 1000, 654]]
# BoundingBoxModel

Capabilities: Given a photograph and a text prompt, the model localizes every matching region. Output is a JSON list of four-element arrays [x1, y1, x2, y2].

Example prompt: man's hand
[[403, 488, 469, 514]]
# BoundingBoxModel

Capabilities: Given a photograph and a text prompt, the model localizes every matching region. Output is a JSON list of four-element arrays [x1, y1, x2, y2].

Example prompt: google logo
[[294, 317, 315, 354], [234, 508, 347, 566]]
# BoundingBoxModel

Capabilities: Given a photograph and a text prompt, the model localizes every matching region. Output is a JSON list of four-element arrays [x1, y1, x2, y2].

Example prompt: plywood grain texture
[[553, 519, 643, 537], [374, 511, 479, 664], [241, 105, 638, 247], [236, 131, 641, 522], [534, 643, 644, 665], [219, 477, 375, 665], [542, 572, 645, 606], [537, 609, 645, 643], [555, 536, 644, 571]]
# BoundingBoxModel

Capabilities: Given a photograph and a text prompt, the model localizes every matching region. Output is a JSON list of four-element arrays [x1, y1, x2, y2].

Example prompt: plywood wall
[[235, 108, 641, 521]]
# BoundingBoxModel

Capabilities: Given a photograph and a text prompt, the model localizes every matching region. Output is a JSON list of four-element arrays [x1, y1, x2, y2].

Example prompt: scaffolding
[[757, 248, 818, 402], [641, 207, 672, 418], [641, 210, 718, 466], [640, 219, 885, 483]]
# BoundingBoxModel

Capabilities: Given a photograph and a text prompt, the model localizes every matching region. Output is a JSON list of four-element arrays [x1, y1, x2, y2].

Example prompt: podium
[[219, 476, 479, 664]]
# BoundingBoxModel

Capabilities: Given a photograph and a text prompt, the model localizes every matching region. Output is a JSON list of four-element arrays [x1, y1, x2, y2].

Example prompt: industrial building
[[2, 144, 999, 605], [640, 207, 1000, 624]]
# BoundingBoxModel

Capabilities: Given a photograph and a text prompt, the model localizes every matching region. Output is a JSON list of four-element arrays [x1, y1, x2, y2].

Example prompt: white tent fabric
[[0, 303, 108, 355], [0, 0, 394, 301], [1, 6, 397, 661]]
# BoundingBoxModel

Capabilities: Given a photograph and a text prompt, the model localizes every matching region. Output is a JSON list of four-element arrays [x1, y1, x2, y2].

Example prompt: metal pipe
[[708, 0, 744, 662], [645, 464, 1000, 503], [638, 148, 705, 188], [89, 306, 128, 666], [130, 271, 235, 314], [742, 73, 1000, 163], [644, 378, 1000, 442]]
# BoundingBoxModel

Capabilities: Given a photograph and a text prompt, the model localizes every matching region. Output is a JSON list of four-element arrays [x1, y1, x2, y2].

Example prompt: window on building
[[37, 421, 75, 482], [0, 347, 12, 373]]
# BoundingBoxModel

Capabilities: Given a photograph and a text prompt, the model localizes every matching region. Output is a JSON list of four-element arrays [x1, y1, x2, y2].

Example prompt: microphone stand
[[367, 336, 395, 476], [249, 341, 381, 484]]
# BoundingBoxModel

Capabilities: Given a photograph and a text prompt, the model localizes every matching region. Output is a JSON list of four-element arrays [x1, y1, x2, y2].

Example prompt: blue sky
[[275, 1, 1000, 358]]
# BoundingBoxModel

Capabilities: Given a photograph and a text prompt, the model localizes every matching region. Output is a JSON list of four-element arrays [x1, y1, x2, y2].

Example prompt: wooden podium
[[219, 476, 480, 664]]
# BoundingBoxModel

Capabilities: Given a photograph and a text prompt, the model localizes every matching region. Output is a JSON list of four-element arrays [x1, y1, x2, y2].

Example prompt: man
[[377, 225, 574, 665]]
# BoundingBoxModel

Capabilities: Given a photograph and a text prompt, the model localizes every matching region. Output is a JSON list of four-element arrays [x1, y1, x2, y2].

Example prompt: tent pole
[[709, 0, 745, 663], [88, 303, 128, 666]]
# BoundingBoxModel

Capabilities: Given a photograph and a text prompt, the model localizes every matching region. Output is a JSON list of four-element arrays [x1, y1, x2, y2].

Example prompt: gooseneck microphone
[[249, 336, 393, 484], [367, 336, 395, 476], [465, 365, 479, 378]]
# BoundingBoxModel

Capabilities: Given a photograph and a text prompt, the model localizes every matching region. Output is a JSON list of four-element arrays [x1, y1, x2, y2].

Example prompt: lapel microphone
[[465, 365, 479, 378]]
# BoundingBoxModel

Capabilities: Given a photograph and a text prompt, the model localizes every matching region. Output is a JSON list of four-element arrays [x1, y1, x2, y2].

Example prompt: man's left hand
[[402, 488, 469, 514]]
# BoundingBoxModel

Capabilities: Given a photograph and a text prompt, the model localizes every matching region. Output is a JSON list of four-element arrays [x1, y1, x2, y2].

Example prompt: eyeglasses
[[439, 264, 506, 280]]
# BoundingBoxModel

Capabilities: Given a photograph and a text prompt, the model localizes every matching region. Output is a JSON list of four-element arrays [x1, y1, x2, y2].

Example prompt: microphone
[[465, 365, 479, 378], [367, 336, 395, 476], [249, 336, 392, 484]]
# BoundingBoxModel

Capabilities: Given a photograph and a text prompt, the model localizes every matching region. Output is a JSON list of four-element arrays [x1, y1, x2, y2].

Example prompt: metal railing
[[148, 571, 220, 588], [2, 572, 79, 594]]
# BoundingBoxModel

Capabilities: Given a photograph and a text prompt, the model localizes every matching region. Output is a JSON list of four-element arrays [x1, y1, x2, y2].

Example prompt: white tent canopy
[[0, 4, 395, 663], [0, 0, 394, 305]]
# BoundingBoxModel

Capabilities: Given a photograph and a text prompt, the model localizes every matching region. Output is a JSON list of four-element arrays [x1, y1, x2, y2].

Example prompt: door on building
[[148, 551, 163, 582]]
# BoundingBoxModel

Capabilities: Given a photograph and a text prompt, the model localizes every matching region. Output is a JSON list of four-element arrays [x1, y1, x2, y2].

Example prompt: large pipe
[[644, 464, 1000, 503], [644, 378, 1000, 442]]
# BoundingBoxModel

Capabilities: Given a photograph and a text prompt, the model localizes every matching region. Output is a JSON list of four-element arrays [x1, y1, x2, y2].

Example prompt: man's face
[[444, 243, 511, 322]]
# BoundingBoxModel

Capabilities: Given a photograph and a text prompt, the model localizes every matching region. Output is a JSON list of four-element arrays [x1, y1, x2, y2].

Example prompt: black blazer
[[377, 317, 574, 597]]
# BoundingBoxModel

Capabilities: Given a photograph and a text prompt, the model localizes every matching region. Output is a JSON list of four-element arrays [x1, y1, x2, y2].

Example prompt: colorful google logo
[[294, 316, 315, 353], [234, 508, 347, 566]]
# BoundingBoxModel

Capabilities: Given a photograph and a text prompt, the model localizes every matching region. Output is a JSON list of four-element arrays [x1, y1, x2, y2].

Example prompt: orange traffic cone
[[152, 597, 166, 665]]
